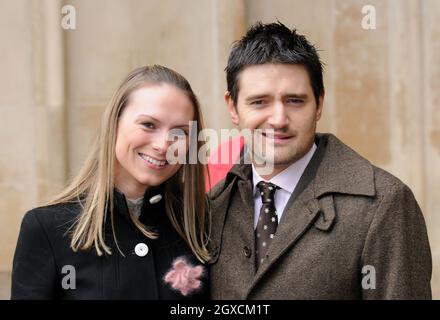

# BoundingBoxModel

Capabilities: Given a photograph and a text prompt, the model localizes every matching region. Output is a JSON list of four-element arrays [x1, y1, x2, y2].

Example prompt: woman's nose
[[151, 131, 171, 154]]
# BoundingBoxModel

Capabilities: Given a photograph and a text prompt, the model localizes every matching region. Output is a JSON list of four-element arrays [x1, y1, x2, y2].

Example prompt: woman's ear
[[225, 91, 239, 126]]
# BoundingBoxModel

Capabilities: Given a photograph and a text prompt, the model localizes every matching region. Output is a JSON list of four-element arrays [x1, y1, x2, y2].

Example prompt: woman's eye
[[142, 122, 155, 129], [169, 129, 188, 138]]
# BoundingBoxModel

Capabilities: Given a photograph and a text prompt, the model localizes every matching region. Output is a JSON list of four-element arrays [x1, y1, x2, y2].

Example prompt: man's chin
[[252, 152, 301, 166]]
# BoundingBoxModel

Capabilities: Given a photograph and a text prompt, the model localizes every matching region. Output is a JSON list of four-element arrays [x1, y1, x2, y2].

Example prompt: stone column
[[0, 0, 67, 272], [423, 0, 440, 299], [64, 0, 245, 175]]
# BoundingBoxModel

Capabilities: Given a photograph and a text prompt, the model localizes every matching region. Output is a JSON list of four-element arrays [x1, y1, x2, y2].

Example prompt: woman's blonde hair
[[46, 65, 210, 262]]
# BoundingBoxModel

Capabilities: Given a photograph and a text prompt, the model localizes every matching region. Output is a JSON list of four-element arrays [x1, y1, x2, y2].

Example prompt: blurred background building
[[0, 0, 439, 299]]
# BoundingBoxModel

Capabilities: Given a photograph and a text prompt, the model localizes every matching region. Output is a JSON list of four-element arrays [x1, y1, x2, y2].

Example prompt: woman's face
[[114, 84, 194, 199]]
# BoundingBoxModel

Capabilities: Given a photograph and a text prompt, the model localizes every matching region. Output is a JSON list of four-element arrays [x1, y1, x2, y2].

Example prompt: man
[[208, 22, 432, 299]]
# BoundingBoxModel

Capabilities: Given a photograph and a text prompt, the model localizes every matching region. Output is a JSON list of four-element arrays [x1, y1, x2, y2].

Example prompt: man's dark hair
[[226, 21, 324, 105]]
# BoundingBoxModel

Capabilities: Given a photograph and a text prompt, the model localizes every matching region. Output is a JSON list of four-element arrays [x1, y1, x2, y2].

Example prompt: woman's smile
[[138, 152, 168, 169]]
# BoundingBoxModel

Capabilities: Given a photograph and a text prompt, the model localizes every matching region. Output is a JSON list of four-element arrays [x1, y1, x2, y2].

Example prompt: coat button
[[134, 243, 149, 257], [243, 246, 251, 258], [149, 194, 162, 204]]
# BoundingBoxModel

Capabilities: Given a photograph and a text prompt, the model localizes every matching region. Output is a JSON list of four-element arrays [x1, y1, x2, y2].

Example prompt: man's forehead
[[237, 63, 312, 94]]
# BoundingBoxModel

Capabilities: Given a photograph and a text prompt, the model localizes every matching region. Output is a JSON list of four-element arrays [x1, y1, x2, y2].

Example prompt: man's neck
[[252, 143, 317, 181], [254, 164, 290, 181]]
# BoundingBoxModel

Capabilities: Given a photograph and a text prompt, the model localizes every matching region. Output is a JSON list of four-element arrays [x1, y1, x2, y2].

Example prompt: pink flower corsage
[[164, 257, 205, 296]]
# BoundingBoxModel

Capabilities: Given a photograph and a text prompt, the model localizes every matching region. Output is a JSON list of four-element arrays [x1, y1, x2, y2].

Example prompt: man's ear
[[225, 91, 239, 126], [316, 93, 324, 121]]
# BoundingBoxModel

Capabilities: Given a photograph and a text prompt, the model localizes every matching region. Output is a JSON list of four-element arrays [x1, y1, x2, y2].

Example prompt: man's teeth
[[139, 154, 167, 166]]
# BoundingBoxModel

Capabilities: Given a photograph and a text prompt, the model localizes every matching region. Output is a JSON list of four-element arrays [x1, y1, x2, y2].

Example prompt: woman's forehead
[[124, 85, 195, 124]]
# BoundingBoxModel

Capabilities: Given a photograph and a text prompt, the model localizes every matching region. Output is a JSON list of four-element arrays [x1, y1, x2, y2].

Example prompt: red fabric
[[205, 136, 244, 192]]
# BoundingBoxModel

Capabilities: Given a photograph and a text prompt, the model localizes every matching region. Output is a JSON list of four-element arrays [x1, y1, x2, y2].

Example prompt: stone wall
[[0, 0, 438, 299]]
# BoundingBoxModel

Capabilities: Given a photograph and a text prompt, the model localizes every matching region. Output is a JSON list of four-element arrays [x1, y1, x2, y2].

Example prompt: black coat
[[11, 185, 209, 300]]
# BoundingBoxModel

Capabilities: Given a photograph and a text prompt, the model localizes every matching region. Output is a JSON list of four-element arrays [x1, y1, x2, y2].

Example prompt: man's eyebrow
[[245, 93, 309, 102], [245, 94, 271, 102], [284, 93, 309, 99]]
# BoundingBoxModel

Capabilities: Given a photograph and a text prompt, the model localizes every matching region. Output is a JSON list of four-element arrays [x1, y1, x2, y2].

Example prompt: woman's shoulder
[[21, 201, 82, 235], [26, 201, 82, 218]]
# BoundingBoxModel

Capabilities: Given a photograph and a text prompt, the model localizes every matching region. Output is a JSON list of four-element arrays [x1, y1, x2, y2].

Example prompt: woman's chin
[[135, 173, 170, 188]]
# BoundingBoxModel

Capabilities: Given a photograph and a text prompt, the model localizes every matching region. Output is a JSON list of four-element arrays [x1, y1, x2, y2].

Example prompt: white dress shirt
[[252, 143, 317, 229]]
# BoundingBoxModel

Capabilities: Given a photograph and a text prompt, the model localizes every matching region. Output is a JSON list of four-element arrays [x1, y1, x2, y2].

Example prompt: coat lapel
[[246, 138, 326, 294], [237, 179, 257, 247], [246, 134, 376, 296], [249, 187, 321, 290], [211, 134, 377, 297], [208, 177, 236, 263], [208, 156, 256, 260]]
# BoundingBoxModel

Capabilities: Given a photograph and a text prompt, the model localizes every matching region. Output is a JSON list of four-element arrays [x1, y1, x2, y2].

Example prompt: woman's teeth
[[139, 153, 167, 167]]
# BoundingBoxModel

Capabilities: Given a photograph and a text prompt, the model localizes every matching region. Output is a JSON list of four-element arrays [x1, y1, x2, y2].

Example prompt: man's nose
[[268, 102, 289, 128]]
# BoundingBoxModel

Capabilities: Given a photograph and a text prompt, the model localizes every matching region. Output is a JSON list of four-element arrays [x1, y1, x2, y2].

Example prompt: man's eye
[[251, 100, 265, 105], [142, 122, 155, 129], [287, 98, 304, 104]]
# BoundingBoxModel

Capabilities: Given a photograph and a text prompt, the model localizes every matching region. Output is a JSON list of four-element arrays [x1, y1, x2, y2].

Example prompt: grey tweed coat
[[208, 133, 432, 299]]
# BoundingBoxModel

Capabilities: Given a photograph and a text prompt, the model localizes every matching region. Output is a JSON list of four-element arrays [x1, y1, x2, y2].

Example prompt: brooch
[[164, 257, 205, 296]]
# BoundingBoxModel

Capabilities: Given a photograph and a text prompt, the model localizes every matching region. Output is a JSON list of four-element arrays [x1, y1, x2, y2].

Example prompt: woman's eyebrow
[[136, 115, 190, 128], [135, 114, 159, 122]]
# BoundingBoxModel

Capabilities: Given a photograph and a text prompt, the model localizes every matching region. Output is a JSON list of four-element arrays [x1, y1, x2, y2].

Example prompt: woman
[[11, 65, 210, 299]]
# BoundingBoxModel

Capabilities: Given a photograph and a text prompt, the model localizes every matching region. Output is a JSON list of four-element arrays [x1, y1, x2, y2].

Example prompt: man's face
[[226, 63, 323, 179]]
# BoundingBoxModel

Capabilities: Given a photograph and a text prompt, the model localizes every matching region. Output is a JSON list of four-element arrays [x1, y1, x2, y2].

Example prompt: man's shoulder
[[207, 177, 230, 200], [316, 133, 417, 200], [326, 133, 410, 186], [371, 165, 417, 202], [208, 133, 418, 204]]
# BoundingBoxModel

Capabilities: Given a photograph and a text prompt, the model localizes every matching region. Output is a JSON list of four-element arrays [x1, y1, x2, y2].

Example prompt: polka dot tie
[[255, 181, 279, 268]]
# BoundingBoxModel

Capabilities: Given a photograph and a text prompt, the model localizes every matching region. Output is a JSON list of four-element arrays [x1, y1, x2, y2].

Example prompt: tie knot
[[257, 181, 278, 204]]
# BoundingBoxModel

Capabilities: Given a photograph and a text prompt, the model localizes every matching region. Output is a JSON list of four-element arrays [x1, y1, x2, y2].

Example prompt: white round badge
[[149, 194, 162, 204], [134, 243, 149, 257]]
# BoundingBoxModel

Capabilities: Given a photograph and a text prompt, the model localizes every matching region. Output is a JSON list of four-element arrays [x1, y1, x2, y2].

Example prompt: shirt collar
[[252, 143, 317, 195], [223, 134, 376, 200]]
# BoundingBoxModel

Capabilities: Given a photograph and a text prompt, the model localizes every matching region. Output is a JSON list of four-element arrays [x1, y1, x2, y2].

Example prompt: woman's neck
[[114, 167, 149, 199], [118, 186, 145, 200], [114, 180, 147, 200]]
